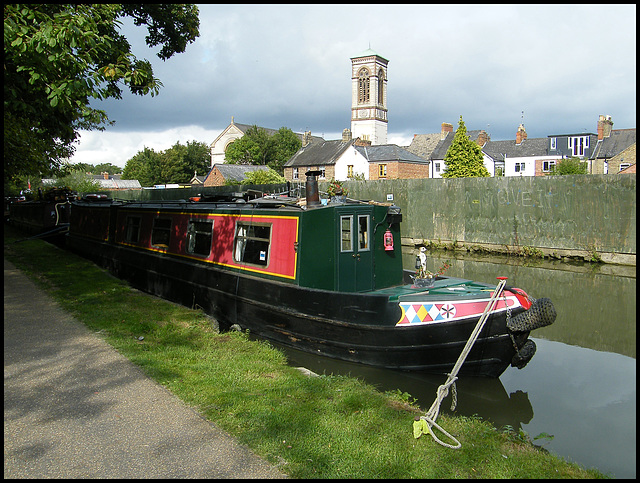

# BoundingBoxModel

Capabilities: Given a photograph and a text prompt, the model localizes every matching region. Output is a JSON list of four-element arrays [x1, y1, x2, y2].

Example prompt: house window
[[234, 222, 271, 266], [292, 167, 299, 180], [434, 162, 441, 173], [550, 138, 557, 150], [358, 68, 370, 104], [543, 160, 556, 172], [515, 162, 526, 173], [568, 136, 589, 157], [620, 163, 631, 171], [319, 167, 326, 179], [151, 218, 172, 247], [124, 216, 141, 243], [186, 220, 213, 257], [347, 165, 354, 178], [378, 164, 387, 178]]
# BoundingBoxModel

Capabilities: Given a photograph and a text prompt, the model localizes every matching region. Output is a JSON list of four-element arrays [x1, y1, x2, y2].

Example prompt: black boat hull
[[66, 235, 530, 377]]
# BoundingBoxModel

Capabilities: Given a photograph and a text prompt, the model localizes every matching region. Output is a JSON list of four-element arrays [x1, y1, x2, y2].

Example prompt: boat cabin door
[[336, 207, 373, 292]]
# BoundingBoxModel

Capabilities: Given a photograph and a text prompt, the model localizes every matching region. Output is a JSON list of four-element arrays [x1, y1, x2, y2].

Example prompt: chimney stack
[[342, 128, 352, 142], [476, 130, 489, 147], [516, 124, 527, 145], [441, 122, 453, 140], [102, 172, 109, 180], [597, 115, 613, 140], [302, 131, 312, 147]]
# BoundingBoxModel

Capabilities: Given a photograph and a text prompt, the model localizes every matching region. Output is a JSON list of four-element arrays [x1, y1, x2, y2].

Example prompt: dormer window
[[550, 137, 557, 150], [568, 136, 589, 157]]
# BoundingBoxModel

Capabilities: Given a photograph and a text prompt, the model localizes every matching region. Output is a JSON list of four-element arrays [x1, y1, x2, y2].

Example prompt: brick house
[[588, 116, 636, 174], [203, 164, 270, 187], [283, 130, 429, 182]]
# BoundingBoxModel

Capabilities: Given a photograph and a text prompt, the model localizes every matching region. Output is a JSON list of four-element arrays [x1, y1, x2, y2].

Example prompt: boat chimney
[[305, 170, 322, 207]]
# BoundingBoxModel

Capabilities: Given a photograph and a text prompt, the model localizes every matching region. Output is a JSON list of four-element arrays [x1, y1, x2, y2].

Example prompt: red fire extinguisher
[[384, 229, 394, 251]]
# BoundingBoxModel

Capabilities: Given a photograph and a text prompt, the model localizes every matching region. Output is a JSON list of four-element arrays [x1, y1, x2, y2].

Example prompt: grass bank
[[4, 226, 607, 478]]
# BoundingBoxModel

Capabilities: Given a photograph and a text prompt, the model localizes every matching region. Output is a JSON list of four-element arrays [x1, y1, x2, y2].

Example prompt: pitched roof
[[590, 129, 637, 160], [482, 138, 550, 161], [351, 48, 388, 62], [284, 139, 357, 167], [212, 164, 269, 182], [405, 133, 442, 159], [355, 144, 428, 163], [227, 122, 324, 145], [430, 130, 485, 160]]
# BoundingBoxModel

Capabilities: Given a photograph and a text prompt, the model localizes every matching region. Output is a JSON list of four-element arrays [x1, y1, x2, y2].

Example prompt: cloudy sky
[[71, 4, 636, 169]]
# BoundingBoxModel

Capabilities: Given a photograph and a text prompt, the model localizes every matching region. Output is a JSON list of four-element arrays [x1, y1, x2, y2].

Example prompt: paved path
[[4, 259, 286, 478]]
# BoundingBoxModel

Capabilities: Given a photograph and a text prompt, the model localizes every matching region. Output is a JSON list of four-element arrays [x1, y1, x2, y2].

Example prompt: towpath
[[4, 259, 286, 479]]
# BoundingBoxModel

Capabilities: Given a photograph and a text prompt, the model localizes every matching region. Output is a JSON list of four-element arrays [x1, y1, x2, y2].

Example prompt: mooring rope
[[416, 277, 508, 449]]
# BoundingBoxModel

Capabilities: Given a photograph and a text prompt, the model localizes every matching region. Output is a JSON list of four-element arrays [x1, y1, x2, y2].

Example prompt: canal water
[[276, 250, 636, 479]]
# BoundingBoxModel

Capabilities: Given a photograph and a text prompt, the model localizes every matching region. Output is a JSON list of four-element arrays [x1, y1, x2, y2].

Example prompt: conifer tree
[[441, 116, 490, 178]]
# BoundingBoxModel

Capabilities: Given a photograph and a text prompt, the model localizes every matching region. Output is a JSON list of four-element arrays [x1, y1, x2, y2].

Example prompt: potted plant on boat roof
[[412, 247, 451, 288], [326, 179, 348, 203]]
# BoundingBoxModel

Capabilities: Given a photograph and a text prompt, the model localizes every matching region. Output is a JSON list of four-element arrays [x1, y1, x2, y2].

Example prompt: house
[[190, 171, 206, 186], [283, 132, 364, 182], [209, 117, 324, 166], [588, 115, 636, 174], [355, 144, 429, 180], [482, 125, 561, 177], [283, 130, 430, 182], [203, 164, 270, 187]]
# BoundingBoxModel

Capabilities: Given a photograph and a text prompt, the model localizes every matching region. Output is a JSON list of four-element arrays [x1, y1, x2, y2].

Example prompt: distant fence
[[105, 174, 636, 262]]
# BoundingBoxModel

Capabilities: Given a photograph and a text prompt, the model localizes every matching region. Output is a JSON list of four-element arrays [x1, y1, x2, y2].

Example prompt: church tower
[[350, 48, 388, 145]]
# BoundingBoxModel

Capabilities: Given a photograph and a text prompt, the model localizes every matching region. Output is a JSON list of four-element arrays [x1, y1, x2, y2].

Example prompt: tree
[[237, 168, 286, 185], [4, 4, 200, 185], [550, 157, 588, 175], [441, 116, 490, 178], [225, 126, 273, 166], [122, 147, 159, 186], [224, 126, 301, 174], [269, 127, 302, 174], [122, 141, 210, 186], [51, 168, 102, 194]]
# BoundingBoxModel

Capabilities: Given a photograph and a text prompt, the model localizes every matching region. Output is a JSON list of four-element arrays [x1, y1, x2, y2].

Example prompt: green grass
[[4, 225, 609, 478]]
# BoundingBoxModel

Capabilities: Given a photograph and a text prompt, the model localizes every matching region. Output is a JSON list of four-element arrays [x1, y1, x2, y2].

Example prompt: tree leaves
[[4, 4, 200, 185], [441, 116, 490, 178]]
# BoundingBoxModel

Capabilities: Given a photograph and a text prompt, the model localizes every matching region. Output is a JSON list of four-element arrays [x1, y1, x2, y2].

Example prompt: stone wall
[[342, 174, 636, 264]]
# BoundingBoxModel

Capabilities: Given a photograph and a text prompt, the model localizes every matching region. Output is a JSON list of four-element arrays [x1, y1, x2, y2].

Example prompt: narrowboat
[[8, 187, 76, 238], [65, 175, 555, 377]]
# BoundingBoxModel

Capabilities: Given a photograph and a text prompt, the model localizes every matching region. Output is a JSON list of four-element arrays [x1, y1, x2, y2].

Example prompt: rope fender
[[507, 297, 556, 332]]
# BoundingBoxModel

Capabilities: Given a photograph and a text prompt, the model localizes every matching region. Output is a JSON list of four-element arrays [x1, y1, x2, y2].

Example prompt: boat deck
[[371, 276, 495, 302]]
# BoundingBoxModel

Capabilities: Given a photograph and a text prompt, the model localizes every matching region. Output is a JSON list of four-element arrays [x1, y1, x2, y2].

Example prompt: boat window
[[186, 219, 213, 257], [151, 218, 172, 247], [340, 215, 353, 252], [124, 216, 141, 243], [357, 214, 370, 251], [234, 222, 271, 266]]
